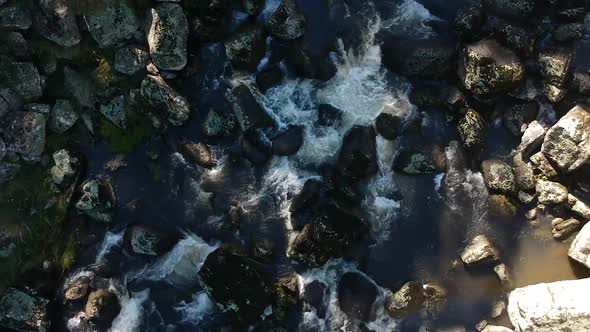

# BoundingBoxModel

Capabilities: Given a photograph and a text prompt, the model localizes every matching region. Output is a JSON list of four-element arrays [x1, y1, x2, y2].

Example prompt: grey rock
[[461, 235, 499, 266], [517, 120, 546, 158], [481, 159, 516, 194], [551, 217, 581, 241], [494, 263, 514, 291], [100, 95, 127, 129], [0, 137, 5, 161], [568, 194, 590, 220], [0, 31, 30, 58], [458, 109, 487, 151], [114, 45, 149, 75], [147, 3, 188, 70], [0, 288, 49, 332], [32, 0, 81, 47], [503, 101, 539, 137], [481, 326, 513, 332], [50, 149, 79, 185], [0, 1, 31, 29], [76, 178, 117, 223], [530, 151, 558, 179], [572, 71, 590, 96], [49, 99, 78, 134], [63, 66, 95, 110], [225, 24, 266, 72], [0, 61, 43, 102], [0, 87, 21, 118], [140, 75, 191, 126], [123, 224, 176, 256], [382, 37, 456, 79], [513, 153, 535, 191], [517, 191, 535, 204], [227, 84, 275, 131], [0, 162, 19, 184], [266, 0, 306, 40], [24, 103, 50, 117], [553, 23, 583, 43], [203, 109, 237, 137], [85, 0, 140, 48], [3, 111, 46, 157], [536, 180, 568, 204], [486, 16, 537, 57], [385, 281, 425, 318], [538, 48, 572, 102], [570, 222, 590, 268], [482, 0, 535, 19]]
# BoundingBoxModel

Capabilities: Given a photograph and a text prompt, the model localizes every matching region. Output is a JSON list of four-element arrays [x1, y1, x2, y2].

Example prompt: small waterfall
[[109, 289, 151, 332], [95, 230, 124, 264], [174, 291, 215, 326]]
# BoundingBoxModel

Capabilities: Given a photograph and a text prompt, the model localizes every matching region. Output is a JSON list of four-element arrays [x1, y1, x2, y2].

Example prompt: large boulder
[[481, 159, 516, 194], [85, 1, 140, 48], [337, 125, 377, 181], [536, 180, 568, 204], [0, 61, 43, 102], [147, 3, 188, 71], [541, 105, 590, 173], [3, 111, 46, 158], [338, 272, 378, 322], [537, 48, 572, 103], [32, 0, 81, 47], [0, 288, 49, 332], [459, 39, 525, 97], [265, 0, 306, 40], [114, 45, 149, 76], [199, 248, 274, 323], [382, 37, 456, 79], [225, 25, 266, 72], [0, 1, 32, 30], [375, 113, 402, 140], [568, 222, 590, 269], [458, 109, 487, 152], [271, 125, 304, 156], [508, 278, 590, 332], [227, 84, 275, 131], [140, 75, 191, 126], [84, 289, 121, 331], [76, 178, 117, 223], [385, 281, 426, 318]]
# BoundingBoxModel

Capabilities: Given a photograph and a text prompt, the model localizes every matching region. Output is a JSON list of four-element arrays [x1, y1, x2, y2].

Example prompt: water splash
[[109, 289, 151, 332], [174, 291, 215, 326], [381, 0, 441, 38], [95, 230, 124, 264]]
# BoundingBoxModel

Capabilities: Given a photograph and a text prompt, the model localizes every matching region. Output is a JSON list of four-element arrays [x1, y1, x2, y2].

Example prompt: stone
[[338, 272, 378, 322], [481, 326, 513, 332], [123, 224, 177, 256], [0, 1, 32, 30], [553, 23, 583, 43], [385, 281, 425, 318], [459, 39, 524, 97], [0, 61, 43, 102], [569, 222, 590, 268], [488, 195, 517, 217], [573, 72, 590, 96], [114, 45, 149, 75], [461, 235, 499, 266], [286, 41, 336, 81], [99, 95, 127, 129], [227, 84, 275, 131], [0, 30, 28, 58], [140, 75, 191, 126], [458, 109, 487, 151], [0, 138, 5, 161], [482, 0, 535, 20], [273, 274, 300, 319], [76, 178, 117, 223], [49, 99, 78, 134], [63, 66, 95, 110], [317, 104, 342, 127], [337, 125, 377, 181], [541, 105, 590, 173], [481, 159, 516, 194], [3, 111, 46, 158], [86, 1, 139, 48], [0, 162, 19, 184], [0, 87, 22, 118], [508, 278, 590, 331], [568, 194, 590, 220], [517, 121, 545, 158], [394, 148, 437, 174], [491, 301, 506, 318], [0, 288, 49, 332], [32, 0, 81, 47], [486, 16, 537, 57], [538, 48, 572, 88], [551, 217, 581, 241], [382, 37, 456, 79], [556, 7, 586, 22], [24, 104, 50, 117], [84, 289, 121, 331], [494, 263, 514, 291], [147, 3, 188, 70], [375, 113, 402, 140], [225, 24, 266, 72], [256, 65, 284, 93], [202, 109, 237, 137], [181, 142, 216, 168], [242, 0, 265, 15], [64, 273, 91, 301], [240, 128, 272, 165], [536, 180, 568, 204], [518, 191, 535, 204], [513, 154, 535, 191], [272, 125, 304, 156], [530, 151, 557, 178], [266, 0, 306, 40], [453, 6, 485, 42], [50, 149, 79, 185], [503, 101, 539, 137]]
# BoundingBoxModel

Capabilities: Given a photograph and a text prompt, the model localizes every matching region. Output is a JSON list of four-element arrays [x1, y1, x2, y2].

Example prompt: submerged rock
[[265, 0, 306, 40], [461, 235, 499, 266], [317, 104, 343, 127], [458, 109, 487, 152], [140, 75, 191, 126], [375, 113, 402, 140], [85, 1, 139, 48], [32, 0, 81, 47], [536, 180, 568, 204], [181, 142, 216, 168], [114, 45, 149, 76], [382, 37, 456, 79], [551, 217, 581, 241], [147, 3, 188, 70], [227, 85, 275, 131], [3, 111, 46, 158], [481, 159, 516, 194], [123, 224, 177, 256], [0, 288, 49, 332], [385, 281, 425, 318], [225, 24, 266, 72], [569, 222, 590, 269], [337, 125, 377, 181], [338, 272, 378, 322], [84, 289, 121, 332], [76, 178, 117, 223], [272, 125, 304, 156]]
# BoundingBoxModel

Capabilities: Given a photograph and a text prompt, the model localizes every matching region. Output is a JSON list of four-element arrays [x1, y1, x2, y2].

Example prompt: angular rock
[[454, 6, 485, 42], [0, 288, 49, 332], [3, 111, 46, 157], [84, 289, 121, 331], [553, 23, 583, 43], [503, 101, 539, 137], [100, 95, 127, 129], [50, 149, 79, 185], [337, 125, 377, 181], [508, 278, 590, 332], [481, 159, 516, 194], [273, 274, 300, 319], [486, 16, 537, 57], [0, 61, 43, 101], [114, 45, 149, 76], [140, 75, 191, 126], [512, 154, 535, 191], [227, 84, 275, 131], [461, 235, 499, 266], [76, 178, 117, 223], [86, 1, 139, 48], [240, 128, 272, 165], [517, 120, 545, 158], [338, 272, 378, 322], [256, 65, 284, 93], [568, 194, 590, 220], [272, 125, 304, 156], [181, 142, 216, 168], [382, 37, 456, 79], [536, 180, 568, 204], [552, 217, 581, 241], [385, 281, 425, 318], [32, 0, 81, 47], [202, 109, 237, 137], [225, 25, 266, 72], [458, 109, 487, 151], [24, 103, 50, 117], [375, 113, 402, 140], [49, 99, 78, 134], [482, 0, 535, 20], [286, 41, 337, 81], [266, 0, 306, 40], [494, 263, 514, 291], [147, 3, 188, 70], [123, 224, 177, 256], [459, 39, 525, 97], [538, 48, 572, 88], [530, 151, 557, 178], [0, 87, 21, 118], [317, 104, 342, 127], [394, 148, 437, 174], [488, 194, 517, 217], [0, 1, 32, 30]]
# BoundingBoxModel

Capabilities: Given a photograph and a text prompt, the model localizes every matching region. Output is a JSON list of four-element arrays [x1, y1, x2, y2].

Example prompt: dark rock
[[272, 125, 304, 156], [375, 113, 402, 140], [228, 85, 275, 131], [482, 0, 536, 20], [189, 16, 225, 43], [503, 101, 539, 136], [481, 159, 516, 194], [199, 248, 274, 324], [0, 31, 28, 58], [488, 194, 517, 217], [75, 178, 117, 223], [302, 281, 326, 315], [252, 239, 276, 262], [256, 65, 284, 93], [242, 0, 265, 15], [114, 45, 149, 76], [338, 272, 378, 322], [266, 0, 306, 40], [0, 60, 43, 102], [225, 24, 266, 72], [286, 42, 337, 81], [454, 6, 485, 41], [123, 224, 177, 256], [0, 1, 31, 30], [409, 83, 449, 109], [458, 109, 487, 152], [289, 179, 324, 215], [553, 23, 583, 42], [382, 37, 456, 79], [385, 282, 425, 318], [203, 108, 237, 137], [147, 3, 188, 70], [572, 72, 590, 96], [337, 125, 377, 181], [49, 99, 78, 134], [394, 148, 437, 174], [512, 153, 536, 191], [317, 104, 343, 127], [556, 7, 586, 22], [181, 142, 216, 168], [86, 1, 140, 49], [84, 289, 121, 332], [0, 288, 49, 332], [485, 16, 538, 56], [195, 0, 231, 23], [100, 95, 127, 129], [0, 162, 19, 184], [140, 75, 191, 126], [3, 111, 46, 158], [240, 128, 272, 164], [273, 274, 300, 319], [538, 47, 572, 103], [32, 0, 81, 47]]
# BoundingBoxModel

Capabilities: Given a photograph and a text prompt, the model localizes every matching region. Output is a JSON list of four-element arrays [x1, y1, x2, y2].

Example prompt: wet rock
[[556, 7, 586, 22], [553, 23, 583, 42], [481, 326, 513, 332], [0, 1, 31, 30], [3, 111, 46, 158], [508, 278, 590, 331], [461, 235, 499, 266], [140, 75, 191, 126], [181, 142, 216, 168], [459, 40, 524, 97], [76, 178, 117, 223], [286, 42, 337, 81], [272, 125, 304, 156], [289, 179, 324, 215], [49, 99, 78, 134], [530, 151, 558, 179], [266, 0, 306, 40], [536, 180, 568, 204], [199, 248, 274, 324], [382, 37, 456, 79], [86, 1, 139, 48], [32, 0, 81, 47], [228, 85, 275, 131], [481, 159, 516, 194], [225, 24, 266, 72], [240, 128, 272, 165], [541, 105, 590, 173], [375, 113, 402, 140], [482, 0, 535, 20], [148, 3, 188, 70], [569, 222, 590, 268], [0, 288, 49, 332], [84, 289, 121, 332], [64, 273, 91, 301], [50, 149, 79, 185], [552, 217, 581, 240], [114, 45, 149, 76], [394, 148, 437, 174], [0, 61, 43, 102], [252, 239, 276, 262], [485, 16, 538, 57], [123, 224, 177, 256], [337, 125, 377, 181], [488, 195, 517, 217], [454, 6, 485, 42], [538, 48, 572, 103], [503, 101, 539, 136], [242, 0, 265, 15], [385, 281, 425, 318], [338, 272, 378, 322], [572, 72, 590, 96], [317, 104, 343, 127], [517, 120, 545, 158], [0, 162, 19, 184], [203, 109, 237, 137], [256, 65, 284, 93], [568, 194, 590, 220], [0, 87, 21, 118], [494, 263, 514, 291], [512, 154, 535, 191], [273, 274, 300, 319], [458, 109, 487, 152]]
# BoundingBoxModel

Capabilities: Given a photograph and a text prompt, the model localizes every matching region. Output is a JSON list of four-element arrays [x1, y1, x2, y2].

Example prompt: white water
[[95, 230, 124, 263], [174, 291, 215, 326], [381, 0, 441, 38], [109, 289, 151, 332]]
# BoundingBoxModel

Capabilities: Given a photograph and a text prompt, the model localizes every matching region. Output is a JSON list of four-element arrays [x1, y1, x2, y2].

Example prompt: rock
[[382, 37, 456, 79], [123, 224, 177, 256], [273, 274, 300, 319], [0, 61, 43, 102], [0, 138, 5, 161], [459, 40, 524, 97], [517, 121, 546, 158], [140, 75, 191, 126], [461, 235, 499, 266], [536, 180, 568, 204], [491, 301, 506, 318], [256, 65, 284, 93], [317, 104, 343, 127], [541, 105, 590, 173], [458, 109, 487, 151], [454, 6, 485, 42], [518, 191, 535, 204], [385, 281, 425, 318], [573, 72, 590, 96], [0, 1, 32, 30], [538, 48, 572, 88], [272, 125, 304, 156], [0, 288, 49, 332], [530, 151, 557, 178], [100, 95, 127, 129], [552, 217, 581, 241], [76, 178, 117, 223], [486, 16, 537, 57], [252, 239, 275, 262], [503, 101, 539, 137], [225, 24, 266, 72], [86, 1, 139, 48], [375, 113, 402, 140], [423, 283, 448, 314], [199, 248, 274, 324], [0, 87, 21, 117], [0, 31, 29, 58], [181, 142, 216, 168], [84, 289, 121, 331], [49, 99, 78, 134], [556, 7, 586, 22], [289, 179, 324, 215], [508, 278, 590, 331], [0, 162, 19, 184], [32, 0, 81, 47], [202, 109, 237, 137], [242, 0, 265, 15], [513, 154, 535, 191], [338, 272, 378, 322], [409, 83, 449, 108], [494, 263, 514, 291], [63, 66, 95, 110], [286, 42, 337, 81], [568, 194, 590, 220], [227, 84, 275, 131], [481, 159, 516, 194], [394, 148, 437, 174], [337, 125, 377, 181], [482, 0, 535, 20], [50, 149, 79, 185], [481, 326, 513, 332], [553, 23, 583, 42], [240, 128, 272, 165], [114, 45, 149, 75], [266, 0, 306, 40], [3, 111, 46, 158], [488, 195, 517, 217], [569, 222, 590, 268], [24, 103, 50, 117], [64, 274, 91, 301], [147, 3, 188, 70]]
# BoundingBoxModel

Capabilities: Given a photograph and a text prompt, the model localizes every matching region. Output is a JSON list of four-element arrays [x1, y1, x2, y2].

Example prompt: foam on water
[[381, 0, 441, 38], [174, 291, 215, 326], [109, 289, 151, 332], [95, 230, 124, 263]]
